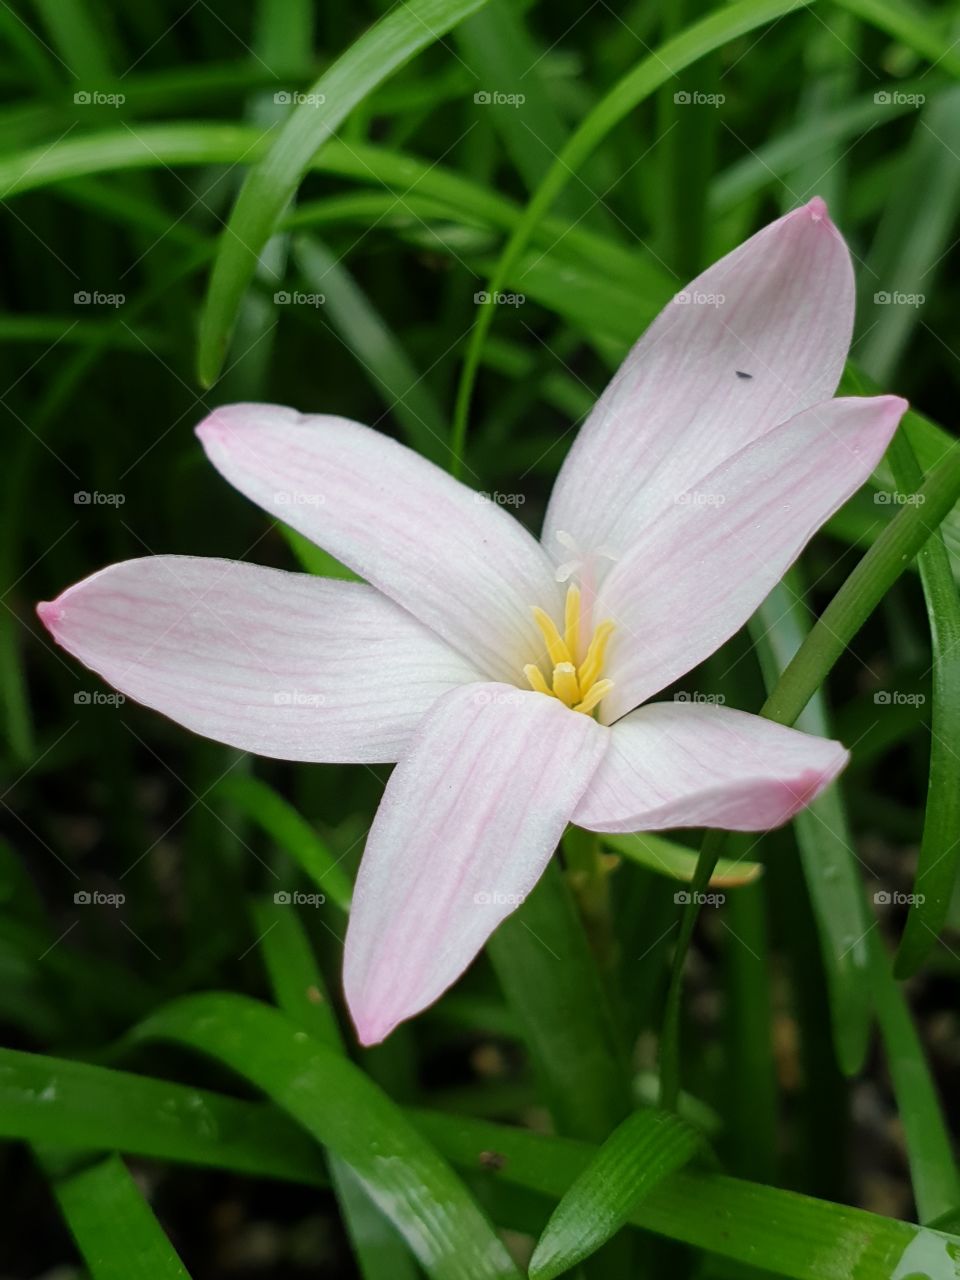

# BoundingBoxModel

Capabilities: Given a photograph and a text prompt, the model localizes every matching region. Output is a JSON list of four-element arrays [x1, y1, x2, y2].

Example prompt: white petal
[[575, 701, 848, 832], [196, 405, 560, 681], [344, 683, 607, 1044], [38, 557, 480, 763], [596, 395, 906, 722], [544, 198, 855, 566]]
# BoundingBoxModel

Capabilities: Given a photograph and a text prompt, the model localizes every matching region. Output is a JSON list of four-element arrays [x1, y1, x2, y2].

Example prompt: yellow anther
[[523, 663, 554, 697], [563, 584, 581, 664], [524, 597, 615, 718], [574, 678, 614, 716], [552, 662, 581, 706], [577, 620, 615, 695], [531, 605, 572, 668]]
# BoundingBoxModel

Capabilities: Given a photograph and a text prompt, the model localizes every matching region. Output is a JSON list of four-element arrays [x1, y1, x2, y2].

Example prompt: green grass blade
[[762, 444, 960, 728], [212, 774, 353, 910], [869, 932, 960, 1224], [486, 858, 632, 1141], [45, 1153, 190, 1280], [449, 0, 813, 473], [858, 87, 960, 380], [292, 234, 448, 462], [412, 1111, 960, 1280], [602, 831, 764, 887], [751, 572, 873, 1077], [0, 1047, 327, 1184], [251, 898, 420, 1280], [884, 429, 960, 977], [830, 0, 960, 75], [528, 1110, 702, 1279], [130, 993, 522, 1280], [196, 0, 491, 385]]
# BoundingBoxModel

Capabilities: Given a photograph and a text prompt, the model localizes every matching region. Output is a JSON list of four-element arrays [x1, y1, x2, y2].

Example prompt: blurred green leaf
[[197, 0, 493, 385]]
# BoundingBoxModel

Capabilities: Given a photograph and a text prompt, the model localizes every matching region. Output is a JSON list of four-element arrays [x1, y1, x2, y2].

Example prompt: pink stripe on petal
[[575, 701, 848, 832], [38, 557, 480, 763], [343, 683, 608, 1045], [196, 405, 560, 682], [544, 198, 855, 568]]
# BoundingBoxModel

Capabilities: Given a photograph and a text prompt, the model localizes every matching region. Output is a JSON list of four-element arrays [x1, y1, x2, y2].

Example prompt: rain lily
[[39, 197, 906, 1045]]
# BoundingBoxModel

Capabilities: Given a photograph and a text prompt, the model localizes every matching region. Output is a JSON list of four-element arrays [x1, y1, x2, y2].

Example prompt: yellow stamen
[[574, 678, 614, 716], [563, 584, 581, 664], [523, 663, 554, 697], [531, 605, 571, 668], [552, 661, 581, 705], [577, 620, 615, 695]]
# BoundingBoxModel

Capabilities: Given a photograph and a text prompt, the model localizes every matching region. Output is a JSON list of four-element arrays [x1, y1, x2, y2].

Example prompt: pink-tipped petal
[[196, 405, 561, 681], [343, 683, 608, 1044], [544, 198, 855, 567], [39, 557, 480, 763], [575, 701, 848, 832], [596, 394, 907, 721]]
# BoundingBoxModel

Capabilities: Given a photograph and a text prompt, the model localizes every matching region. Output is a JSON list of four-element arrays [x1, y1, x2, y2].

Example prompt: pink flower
[[38, 198, 906, 1045]]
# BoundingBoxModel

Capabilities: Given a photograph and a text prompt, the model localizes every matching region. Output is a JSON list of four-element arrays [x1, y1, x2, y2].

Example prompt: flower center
[[522, 583, 615, 716]]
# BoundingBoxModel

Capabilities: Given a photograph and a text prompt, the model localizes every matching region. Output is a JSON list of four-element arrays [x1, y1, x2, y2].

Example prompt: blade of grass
[[0, 1046, 327, 1184], [251, 898, 420, 1280], [751, 572, 873, 1077], [858, 86, 960, 380], [831, 0, 960, 75], [486, 858, 632, 1142], [42, 1152, 190, 1280], [196, 0, 492, 385], [528, 1110, 703, 1279], [602, 831, 764, 887], [412, 1110, 960, 1280], [211, 774, 352, 910], [292, 234, 448, 462], [129, 993, 523, 1280], [449, 0, 813, 474]]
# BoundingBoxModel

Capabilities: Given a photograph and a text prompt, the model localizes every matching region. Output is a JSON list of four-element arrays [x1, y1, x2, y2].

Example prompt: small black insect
[[735, 370, 753, 380]]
